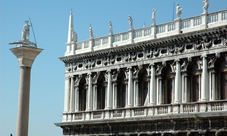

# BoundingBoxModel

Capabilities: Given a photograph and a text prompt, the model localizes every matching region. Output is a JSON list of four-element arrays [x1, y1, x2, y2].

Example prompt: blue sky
[[0, 0, 226, 136]]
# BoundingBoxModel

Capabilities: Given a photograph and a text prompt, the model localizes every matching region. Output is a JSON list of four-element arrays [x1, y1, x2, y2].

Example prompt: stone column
[[64, 76, 70, 112], [134, 79, 139, 106], [149, 64, 155, 105], [127, 67, 133, 107], [74, 86, 79, 111], [201, 55, 208, 101], [69, 76, 75, 112], [174, 60, 181, 103], [106, 70, 112, 109], [92, 85, 97, 110], [10, 46, 42, 136], [86, 73, 92, 111], [112, 82, 117, 108], [184, 74, 189, 102], [211, 70, 216, 101]]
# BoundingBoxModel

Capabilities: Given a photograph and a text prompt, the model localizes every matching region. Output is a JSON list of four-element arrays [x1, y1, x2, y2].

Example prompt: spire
[[67, 10, 74, 44]]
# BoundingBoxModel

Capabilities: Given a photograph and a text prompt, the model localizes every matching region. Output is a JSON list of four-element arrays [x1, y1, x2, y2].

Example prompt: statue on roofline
[[128, 15, 133, 30], [152, 9, 156, 25], [109, 20, 113, 35], [89, 24, 93, 39], [176, 3, 182, 19], [203, 0, 209, 14]]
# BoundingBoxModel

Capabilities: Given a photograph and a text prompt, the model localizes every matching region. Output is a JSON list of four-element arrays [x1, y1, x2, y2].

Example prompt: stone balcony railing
[[62, 100, 227, 122], [66, 10, 227, 56]]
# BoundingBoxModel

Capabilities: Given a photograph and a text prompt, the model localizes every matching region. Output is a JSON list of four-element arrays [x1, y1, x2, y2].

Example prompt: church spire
[[67, 10, 74, 44]]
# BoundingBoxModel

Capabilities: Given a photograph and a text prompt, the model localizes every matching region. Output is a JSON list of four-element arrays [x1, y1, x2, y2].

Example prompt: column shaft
[[16, 66, 31, 136], [149, 65, 155, 105], [69, 76, 75, 112], [127, 68, 133, 107], [106, 71, 112, 109], [174, 61, 181, 103], [64, 76, 70, 112], [201, 56, 208, 101]]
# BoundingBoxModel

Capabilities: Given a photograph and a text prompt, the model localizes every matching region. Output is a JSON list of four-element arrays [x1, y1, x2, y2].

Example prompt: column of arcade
[[63, 56, 219, 114]]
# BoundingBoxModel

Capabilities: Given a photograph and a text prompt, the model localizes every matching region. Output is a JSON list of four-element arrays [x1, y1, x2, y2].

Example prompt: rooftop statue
[[203, 0, 209, 14], [152, 9, 156, 25], [9, 20, 36, 47], [72, 28, 77, 42], [109, 20, 113, 35], [89, 24, 93, 39], [176, 3, 182, 19], [128, 15, 133, 30]]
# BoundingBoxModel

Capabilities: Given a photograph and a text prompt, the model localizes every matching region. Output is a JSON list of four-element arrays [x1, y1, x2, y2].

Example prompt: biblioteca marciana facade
[[55, 2, 227, 136]]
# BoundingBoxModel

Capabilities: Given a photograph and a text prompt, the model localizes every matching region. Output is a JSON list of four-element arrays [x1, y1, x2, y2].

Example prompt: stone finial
[[152, 9, 156, 25], [128, 15, 133, 30], [203, 0, 209, 14], [176, 3, 182, 19], [89, 24, 93, 39]]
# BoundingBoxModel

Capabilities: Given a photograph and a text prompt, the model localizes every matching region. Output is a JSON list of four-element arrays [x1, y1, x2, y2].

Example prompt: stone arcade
[[55, 2, 227, 136]]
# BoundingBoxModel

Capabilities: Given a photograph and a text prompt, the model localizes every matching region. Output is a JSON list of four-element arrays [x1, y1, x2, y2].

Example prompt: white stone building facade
[[56, 5, 227, 136]]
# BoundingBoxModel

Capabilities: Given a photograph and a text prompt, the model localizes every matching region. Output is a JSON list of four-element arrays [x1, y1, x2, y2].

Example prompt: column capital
[[10, 46, 43, 67]]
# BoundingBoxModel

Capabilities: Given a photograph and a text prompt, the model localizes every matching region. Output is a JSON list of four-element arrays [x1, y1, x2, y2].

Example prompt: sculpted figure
[[152, 9, 156, 25], [89, 24, 93, 38], [109, 20, 113, 35], [72, 29, 77, 42], [21, 20, 31, 41], [128, 15, 133, 30], [176, 3, 182, 19], [203, 0, 209, 14]]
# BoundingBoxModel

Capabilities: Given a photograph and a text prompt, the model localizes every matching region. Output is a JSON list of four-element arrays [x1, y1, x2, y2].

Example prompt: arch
[[97, 74, 106, 109], [162, 65, 174, 104], [117, 71, 126, 108], [187, 61, 200, 102], [78, 77, 86, 111], [138, 68, 149, 106], [215, 57, 227, 100]]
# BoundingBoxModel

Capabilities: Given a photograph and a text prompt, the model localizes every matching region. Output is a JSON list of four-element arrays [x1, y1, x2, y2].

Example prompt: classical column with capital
[[10, 46, 42, 136]]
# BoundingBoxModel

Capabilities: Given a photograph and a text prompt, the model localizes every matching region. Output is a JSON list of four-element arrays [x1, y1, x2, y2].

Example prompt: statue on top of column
[[128, 15, 133, 30], [109, 20, 113, 35], [9, 20, 36, 47], [89, 24, 93, 39], [203, 0, 209, 14], [176, 3, 182, 19], [152, 9, 156, 25]]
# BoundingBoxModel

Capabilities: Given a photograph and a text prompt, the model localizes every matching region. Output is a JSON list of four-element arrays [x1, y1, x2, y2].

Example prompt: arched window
[[162, 65, 174, 104], [216, 57, 227, 100], [138, 69, 148, 106], [187, 62, 200, 102], [117, 71, 126, 108], [97, 74, 106, 109], [78, 77, 86, 111]]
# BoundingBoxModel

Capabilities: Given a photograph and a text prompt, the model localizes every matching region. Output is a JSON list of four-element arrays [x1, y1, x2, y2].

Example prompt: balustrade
[[67, 10, 227, 55], [63, 100, 227, 122]]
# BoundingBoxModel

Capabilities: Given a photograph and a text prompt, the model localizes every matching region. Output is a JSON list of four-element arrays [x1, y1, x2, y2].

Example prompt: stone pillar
[[127, 67, 133, 107], [211, 70, 216, 101], [86, 73, 92, 111], [93, 85, 97, 110], [174, 60, 181, 103], [69, 76, 75, 112], [184, 74, 189, 102], [113, 82, 117, 108], [201, 55, 208, 101], [64, 76, 70, 112], [106, 70, 112, 109], [134, 79, 139, 106], [10, 46, 42, 136], [149, 64, 155, 105], [74, 86, 79, 111]]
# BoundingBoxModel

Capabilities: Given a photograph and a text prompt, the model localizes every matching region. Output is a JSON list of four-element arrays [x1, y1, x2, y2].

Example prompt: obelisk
[[9, 20, 43, 136]]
